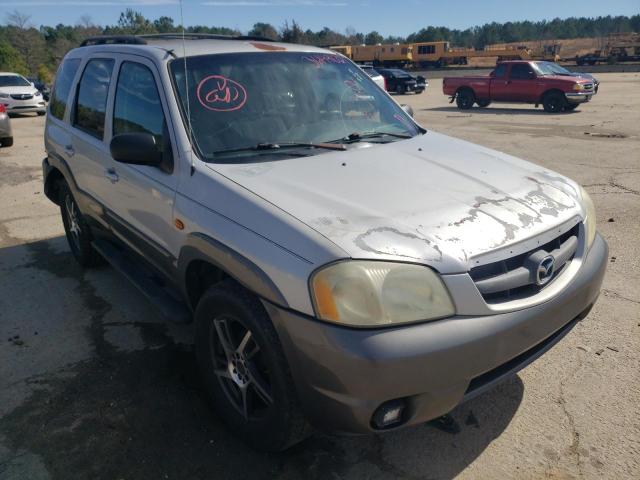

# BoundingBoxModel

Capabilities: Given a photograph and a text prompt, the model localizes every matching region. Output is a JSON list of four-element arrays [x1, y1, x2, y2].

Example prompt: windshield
[[170, 52, 420, 161], [0, 75, 31, 87], [533, 62, 571, 75]]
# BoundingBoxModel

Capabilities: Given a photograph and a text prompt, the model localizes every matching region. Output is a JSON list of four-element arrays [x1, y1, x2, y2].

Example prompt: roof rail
[[80, 35, 147, 47], [138, 33, 275, 42]]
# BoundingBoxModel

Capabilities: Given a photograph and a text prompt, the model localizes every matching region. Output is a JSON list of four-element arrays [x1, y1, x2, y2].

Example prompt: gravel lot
[[0, 72, 638, 480]]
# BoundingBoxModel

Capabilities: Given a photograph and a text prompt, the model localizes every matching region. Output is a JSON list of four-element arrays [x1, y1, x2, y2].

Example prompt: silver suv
[[43, 34, 607, 451]]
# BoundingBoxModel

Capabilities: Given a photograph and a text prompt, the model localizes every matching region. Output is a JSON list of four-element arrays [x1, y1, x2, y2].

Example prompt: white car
[[358, 64, 386, 90], [0, 72, 46, 116]]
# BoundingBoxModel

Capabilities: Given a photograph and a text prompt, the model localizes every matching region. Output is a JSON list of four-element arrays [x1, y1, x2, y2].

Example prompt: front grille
[[10, 94, 34, 100], [470, 223, 580, 304], [583, 83, 593, 90]]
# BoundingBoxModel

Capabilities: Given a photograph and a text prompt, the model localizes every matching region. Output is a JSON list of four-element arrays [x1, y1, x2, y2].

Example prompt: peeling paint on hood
[[207, 131, 584, 273]]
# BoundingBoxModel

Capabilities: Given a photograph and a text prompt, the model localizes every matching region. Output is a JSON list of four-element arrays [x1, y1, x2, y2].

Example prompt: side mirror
[[30, 82, 36, 87], [401, 104, 414, 118], [110, 133, 162, 167]]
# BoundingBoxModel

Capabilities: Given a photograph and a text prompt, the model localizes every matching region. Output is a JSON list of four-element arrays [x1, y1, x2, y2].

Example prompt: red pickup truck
[[443, 61, 597, 113]]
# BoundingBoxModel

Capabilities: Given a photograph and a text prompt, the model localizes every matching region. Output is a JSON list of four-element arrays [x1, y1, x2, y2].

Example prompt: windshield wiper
[[212, 142, 346, 156], [328, 131, 413, 144]]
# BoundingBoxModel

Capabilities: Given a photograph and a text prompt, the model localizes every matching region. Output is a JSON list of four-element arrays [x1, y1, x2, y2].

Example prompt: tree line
[[1, 9, 638, 82]]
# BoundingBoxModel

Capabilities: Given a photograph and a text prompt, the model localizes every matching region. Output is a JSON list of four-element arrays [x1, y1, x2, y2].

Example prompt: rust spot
[[174, 219, 185, 230], [250, 42, 285, 51]]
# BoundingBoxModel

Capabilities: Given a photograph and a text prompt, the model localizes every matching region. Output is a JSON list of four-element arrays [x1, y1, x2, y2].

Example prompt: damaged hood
[[208, 131, 584, 273]]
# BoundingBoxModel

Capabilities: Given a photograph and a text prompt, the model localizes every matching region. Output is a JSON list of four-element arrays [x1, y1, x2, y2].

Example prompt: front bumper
[[565, 91, 595, 104], [2, 98, 46, 114], [264, 233, 608, 435]]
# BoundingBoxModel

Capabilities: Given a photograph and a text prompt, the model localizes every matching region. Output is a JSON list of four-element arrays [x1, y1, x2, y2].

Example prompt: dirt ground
[[0, 72, 638, 480]]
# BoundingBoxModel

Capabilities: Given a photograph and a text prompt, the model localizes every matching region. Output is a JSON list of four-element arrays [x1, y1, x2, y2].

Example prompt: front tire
[[456, 89, 474, 110], [0, 137, 13, 147], [195, 280, 309, 452], [564, 103, 579, 111], [476, 99, 491, 108], [542, 91, 566, 113], [58, 181, 103, 267]]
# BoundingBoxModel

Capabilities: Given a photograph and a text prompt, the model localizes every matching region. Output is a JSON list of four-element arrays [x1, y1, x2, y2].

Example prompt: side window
[[493, 64, 507, 78], [73, 58, 114, 139], [113, 62, 172, 170], [50, 58, 81, 120], [510, 64, 534, 80]]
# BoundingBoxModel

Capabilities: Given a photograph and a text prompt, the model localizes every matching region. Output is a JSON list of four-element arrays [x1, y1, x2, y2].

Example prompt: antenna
[[179, 0, 196, 176]]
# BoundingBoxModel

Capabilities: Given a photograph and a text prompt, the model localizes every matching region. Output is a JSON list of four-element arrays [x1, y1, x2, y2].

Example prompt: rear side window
[[493, 64, 507, 78], [73, 58, 114, 139], [50, 58, 81, 120]]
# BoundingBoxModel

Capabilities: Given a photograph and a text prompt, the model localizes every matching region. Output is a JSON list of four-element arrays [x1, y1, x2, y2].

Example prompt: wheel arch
[[455, 86, 476, 99], [178, 232, 288, 312], [540, 88, 565, 104], [44, 165, 65, 206]]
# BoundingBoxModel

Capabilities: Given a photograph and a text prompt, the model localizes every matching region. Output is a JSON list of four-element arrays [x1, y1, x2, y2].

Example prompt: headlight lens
[[310, 261, 455, 327], [35, 91, 42, 97], [573, 83, 585, 91], [580, 186, 596, 249]]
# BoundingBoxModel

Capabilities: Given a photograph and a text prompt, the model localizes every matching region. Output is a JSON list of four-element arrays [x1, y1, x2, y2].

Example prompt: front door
[[101, 55, 181, 276], [501, 63, 537, 102]]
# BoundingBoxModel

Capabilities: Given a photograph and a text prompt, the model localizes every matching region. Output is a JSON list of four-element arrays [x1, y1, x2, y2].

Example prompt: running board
[[92, 239, 191, 323]]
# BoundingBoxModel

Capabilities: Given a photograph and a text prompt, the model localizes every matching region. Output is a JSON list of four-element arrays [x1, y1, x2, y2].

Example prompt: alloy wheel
[[65, 194, 82, 251], [210, 316, 273, 421]]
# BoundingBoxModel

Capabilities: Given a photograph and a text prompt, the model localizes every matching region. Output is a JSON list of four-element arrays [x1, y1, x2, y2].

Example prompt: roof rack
[[79, 33, 276, 48], [80, 35, 147, 47], [138, 33, 275, 42]]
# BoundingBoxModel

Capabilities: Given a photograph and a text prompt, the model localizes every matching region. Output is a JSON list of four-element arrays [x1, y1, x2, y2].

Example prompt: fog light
[[371, 399, 406, 429]]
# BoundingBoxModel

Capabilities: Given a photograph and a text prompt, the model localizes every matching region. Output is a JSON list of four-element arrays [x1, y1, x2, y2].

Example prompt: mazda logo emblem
[[536, 255, 555, 286]]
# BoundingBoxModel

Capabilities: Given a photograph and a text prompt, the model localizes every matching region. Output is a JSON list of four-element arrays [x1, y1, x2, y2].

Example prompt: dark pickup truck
[[443, 60, 597, 113]]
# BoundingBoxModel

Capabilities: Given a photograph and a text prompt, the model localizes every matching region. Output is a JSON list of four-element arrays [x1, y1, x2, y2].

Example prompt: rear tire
[[542, 91, 566, 113], [456, 89, 474, 110], [58, 181, 104, 267], [195, 280, 310, 452], [0, 137, 13, 147], [395, 84, 406, 95]]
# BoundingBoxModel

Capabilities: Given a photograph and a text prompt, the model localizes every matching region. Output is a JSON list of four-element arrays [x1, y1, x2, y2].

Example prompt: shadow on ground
[[0, 237, 525, 480], [424, 106, 580, 116]]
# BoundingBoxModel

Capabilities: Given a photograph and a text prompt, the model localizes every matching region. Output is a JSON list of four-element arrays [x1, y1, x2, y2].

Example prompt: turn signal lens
[[573, 83, 585, 91], [579, 186, 597, 249]]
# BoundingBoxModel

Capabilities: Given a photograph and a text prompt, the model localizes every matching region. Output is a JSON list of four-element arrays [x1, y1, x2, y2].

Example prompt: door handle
[[64, 144, 75, 157], [105, 167, 119, 184]]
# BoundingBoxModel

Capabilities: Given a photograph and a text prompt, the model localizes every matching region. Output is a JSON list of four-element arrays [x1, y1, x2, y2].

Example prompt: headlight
[[34, 91, 42, 97], [310, 261, 455, 327], [579, 186, 596, 249], [573, 83, 585, 91]]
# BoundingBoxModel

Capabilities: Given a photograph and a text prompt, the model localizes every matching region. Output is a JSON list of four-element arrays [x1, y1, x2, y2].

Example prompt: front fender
[[177, 232, 288, 309]]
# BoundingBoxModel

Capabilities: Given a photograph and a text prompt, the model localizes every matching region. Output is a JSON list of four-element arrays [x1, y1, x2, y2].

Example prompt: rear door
[[68, 56, 116, 224], [488, 63, 509, 101], [101, 55, 180, 275]]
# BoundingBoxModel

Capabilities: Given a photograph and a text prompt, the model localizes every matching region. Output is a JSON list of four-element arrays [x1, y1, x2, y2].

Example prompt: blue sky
[[1, 0, 638, 36]]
